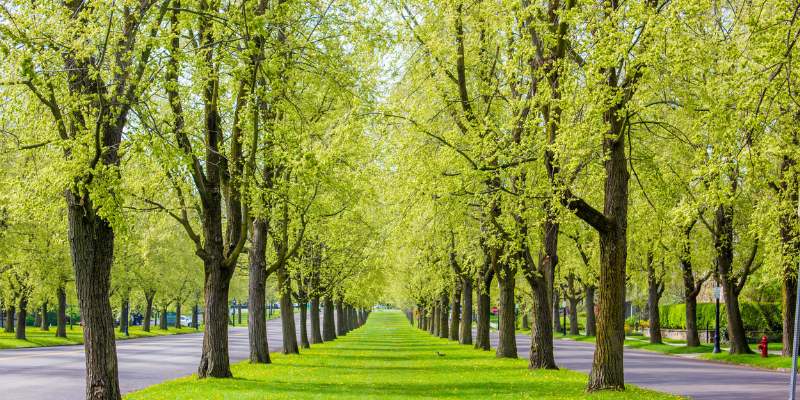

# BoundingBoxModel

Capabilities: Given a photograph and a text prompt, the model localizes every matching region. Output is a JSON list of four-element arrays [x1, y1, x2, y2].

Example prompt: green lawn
[[0, 325, 204, 349], [556, 333, 796, 370], [699, 352, 795, 370], [126, 311, 681, 400]]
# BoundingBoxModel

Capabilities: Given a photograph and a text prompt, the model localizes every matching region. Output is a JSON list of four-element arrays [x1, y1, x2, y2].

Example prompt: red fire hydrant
[[757, 335, 768, 358]]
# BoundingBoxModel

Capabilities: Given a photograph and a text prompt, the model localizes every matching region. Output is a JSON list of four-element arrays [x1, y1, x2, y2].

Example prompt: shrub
[[659, 302, 781, 331]]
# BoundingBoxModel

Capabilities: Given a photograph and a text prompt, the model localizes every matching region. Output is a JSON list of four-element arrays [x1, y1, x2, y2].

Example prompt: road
[[2, 317, 796, 400], [490, 332, 797, 400], [0, 316, 296, 400]]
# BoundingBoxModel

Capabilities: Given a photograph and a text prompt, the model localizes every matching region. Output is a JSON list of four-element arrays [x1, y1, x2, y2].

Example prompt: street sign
[[713, 286, 721, 300]]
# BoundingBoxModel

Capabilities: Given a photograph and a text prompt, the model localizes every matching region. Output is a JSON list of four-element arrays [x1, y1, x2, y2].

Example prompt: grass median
[[0, 325, 205, 349], [127, 310, 680, 400]]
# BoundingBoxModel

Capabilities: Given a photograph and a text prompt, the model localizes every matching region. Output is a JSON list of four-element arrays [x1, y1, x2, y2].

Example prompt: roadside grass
[[699, 353, 795, 370], [0, 309, 287, 350], [0, 325, 204, 349], [127, 311, 681, 400], [556, 332, 795, 370]]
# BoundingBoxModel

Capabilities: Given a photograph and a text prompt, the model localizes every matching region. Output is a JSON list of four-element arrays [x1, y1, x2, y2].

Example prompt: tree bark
[[143, 293, 154, 333], [16, 296, 27, 340], [57, 287, 67, 338], [310, 296, 323, 343], [322, 296, 336, 341], [475, 270, 492, 350], [41, 301, 49, 331], [299, 301, 310, 348], [679, 222, 705, 347], [496, 269, 517, 358], [247, 218, 270, 363], [439, 293, 449, 339], [197, 259, 236, 378], [553, 291, 562, 332], [460, 277, 473, 345], [68, 192, 121, 400], [584, 129, 629, 392], [4, 305, 13, 333], [336, 300, 346, 337], [175, 301, 182, 329], [585, 285, 596, 337], [119, 298, 128, 334], [647, 252, 663, 344], [779, 148, 799, 356], [715, 204, 753, 355], [278, 267, 298, 354], [568, 297, 580, 336], [449, 281, 461, 341], [432, 302, 439, 336], [159, 304, 168, 330]]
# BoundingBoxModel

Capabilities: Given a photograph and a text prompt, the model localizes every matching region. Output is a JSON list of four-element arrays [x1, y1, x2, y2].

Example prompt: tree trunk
[[460, 277, 473, 345], [310, 296, 323, 344], [322, 296, 336, 341], [553, 291, 562, 332], [431, 300, 442, 337], [521, 311, 529, 330], [4, 305, 13, 333], [247, 218, 270, 363], [496, 270, 517, 358], [237, 302, 242, 326], [528, 268, 556, 368], [449, 281, 461, 341], [119, 299, 128, 335], [197, 259, 235, 379], [685, 297, 700, 346], [585, 285, 596, 337], [783, 273, 798, 356], [159, 304, 168, 330], [57, 287, 68, 338], [143, 293, 154, 333], [525, 212, 558, 368], [715, 204, 753, 355], [192, 304, 199, 329], [16, 297, 27, 340], [299, 302, 310, 348], [569, 297, 580, 336], [475, 272, 492, 350], [278, 267, 298, 354], [175, 301, 182, 329], [585, 127, 629, 392], [679, 223, 703, 347], [41, 301, 49, 331], [439, 293, 449, 339], [647, 252, 663, 344], [68, 192, 121, 400], [335, 300, 346, 337]]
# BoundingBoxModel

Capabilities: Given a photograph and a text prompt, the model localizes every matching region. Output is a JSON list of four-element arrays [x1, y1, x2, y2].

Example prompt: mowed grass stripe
[[126, 310, 682, 399]]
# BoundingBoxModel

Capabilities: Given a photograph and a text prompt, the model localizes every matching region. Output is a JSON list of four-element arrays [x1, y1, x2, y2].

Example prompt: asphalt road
[[2, 316, 796, 400], [0, 316, 296, 400], [490, 332, 798, 400]]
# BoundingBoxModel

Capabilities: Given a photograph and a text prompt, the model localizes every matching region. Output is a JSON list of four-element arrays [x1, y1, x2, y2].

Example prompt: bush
[[659, 302, 781, 331]]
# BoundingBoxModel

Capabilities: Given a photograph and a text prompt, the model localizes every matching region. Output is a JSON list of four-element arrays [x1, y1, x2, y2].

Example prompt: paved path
[[489, 332, 797, 399], [0, 316, 297, 400]]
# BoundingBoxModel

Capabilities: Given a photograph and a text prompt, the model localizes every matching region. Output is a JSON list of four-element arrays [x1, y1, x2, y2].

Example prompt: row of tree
[[1, 1, 388, 399], [382, 0, 800, 393]]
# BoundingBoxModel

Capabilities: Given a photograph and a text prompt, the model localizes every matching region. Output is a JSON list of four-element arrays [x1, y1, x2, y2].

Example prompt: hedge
[[659, 302, 781, 332]]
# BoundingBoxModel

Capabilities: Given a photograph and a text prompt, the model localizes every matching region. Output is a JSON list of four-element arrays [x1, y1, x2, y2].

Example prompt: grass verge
[[0, 325, 205, 349], [126, 310, 681, 400]]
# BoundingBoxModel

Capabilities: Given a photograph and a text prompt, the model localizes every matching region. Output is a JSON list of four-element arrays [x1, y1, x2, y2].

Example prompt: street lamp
[[713, 282, 721, 354]]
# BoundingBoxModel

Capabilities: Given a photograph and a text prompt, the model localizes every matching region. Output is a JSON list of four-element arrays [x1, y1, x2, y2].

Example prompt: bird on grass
[[435, 351, 446, 357]]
